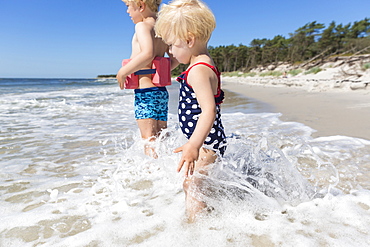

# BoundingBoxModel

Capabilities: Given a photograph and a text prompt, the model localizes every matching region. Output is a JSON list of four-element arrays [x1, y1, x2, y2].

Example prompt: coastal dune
[[221, 59, 370, 140]]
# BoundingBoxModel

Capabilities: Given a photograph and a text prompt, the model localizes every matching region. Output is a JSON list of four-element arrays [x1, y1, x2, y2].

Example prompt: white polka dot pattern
[[176, 63, 227, 156]]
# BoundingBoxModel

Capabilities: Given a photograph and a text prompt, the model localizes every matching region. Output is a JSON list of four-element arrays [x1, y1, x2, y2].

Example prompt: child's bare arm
[[117, 22, 156, 87], [174, 66, 217, 176]]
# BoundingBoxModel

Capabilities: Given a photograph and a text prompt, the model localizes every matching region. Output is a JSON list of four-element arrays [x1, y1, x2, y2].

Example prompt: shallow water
[[1, 78, 370, 246]]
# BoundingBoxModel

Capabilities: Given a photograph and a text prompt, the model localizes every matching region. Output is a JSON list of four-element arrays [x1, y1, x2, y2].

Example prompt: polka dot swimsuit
[[176, 62, 227, 156]]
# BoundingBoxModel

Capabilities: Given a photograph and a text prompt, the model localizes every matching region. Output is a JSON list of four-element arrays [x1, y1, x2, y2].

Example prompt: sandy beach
[[222, 78, 370, 140]]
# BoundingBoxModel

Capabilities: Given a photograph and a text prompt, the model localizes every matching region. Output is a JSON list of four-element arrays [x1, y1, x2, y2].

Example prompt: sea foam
[[1, 79, 369, 246]]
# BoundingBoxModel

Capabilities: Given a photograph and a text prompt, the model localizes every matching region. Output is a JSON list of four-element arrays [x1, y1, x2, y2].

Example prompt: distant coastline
[[97, 74, 116, 79]]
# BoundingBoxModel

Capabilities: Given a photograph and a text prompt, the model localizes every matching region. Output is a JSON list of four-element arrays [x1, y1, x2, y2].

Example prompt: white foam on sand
[[1, 79, 370, 246]]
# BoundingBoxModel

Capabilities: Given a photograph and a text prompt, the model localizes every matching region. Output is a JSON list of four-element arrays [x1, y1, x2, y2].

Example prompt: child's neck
[[141, 11, 157, 22], [140, 16, 156, 25], [190, 44, 212, 65]]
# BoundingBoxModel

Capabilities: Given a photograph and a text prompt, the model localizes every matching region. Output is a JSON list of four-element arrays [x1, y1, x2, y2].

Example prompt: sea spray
[[1, 79, 370, 246]]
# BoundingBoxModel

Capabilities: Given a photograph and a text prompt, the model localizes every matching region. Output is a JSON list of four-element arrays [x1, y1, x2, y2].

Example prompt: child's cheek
[[173, 49, 186, 64]]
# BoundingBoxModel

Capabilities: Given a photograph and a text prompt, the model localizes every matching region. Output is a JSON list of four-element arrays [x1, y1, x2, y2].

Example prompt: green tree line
[[172, 17, 370, 75]]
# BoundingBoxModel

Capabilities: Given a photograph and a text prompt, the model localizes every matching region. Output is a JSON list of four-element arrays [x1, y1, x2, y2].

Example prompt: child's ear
[[187, 33, 195, 48], [139, 1, 145, 11]]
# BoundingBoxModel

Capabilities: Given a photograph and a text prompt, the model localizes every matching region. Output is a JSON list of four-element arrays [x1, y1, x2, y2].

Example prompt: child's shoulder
[[134, 21, 155, 40], [187, 60, 218, 82], [188, 59, 216, 73]]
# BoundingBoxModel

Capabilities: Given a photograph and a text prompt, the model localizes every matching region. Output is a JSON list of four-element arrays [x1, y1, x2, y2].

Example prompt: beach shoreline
[[222, 77, 370, 140], [2, 78, 370, 245]]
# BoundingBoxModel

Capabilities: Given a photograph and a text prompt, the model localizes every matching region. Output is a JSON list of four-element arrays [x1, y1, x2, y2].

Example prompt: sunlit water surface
[[1, 78, 369, 246]]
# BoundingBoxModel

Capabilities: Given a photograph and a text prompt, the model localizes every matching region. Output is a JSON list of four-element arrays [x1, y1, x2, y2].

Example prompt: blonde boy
[[156, 0, 227, 222], [116, 0, 170, 157]]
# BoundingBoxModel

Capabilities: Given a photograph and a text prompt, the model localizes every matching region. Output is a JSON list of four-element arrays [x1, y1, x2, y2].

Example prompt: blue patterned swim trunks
[[134, 87, 169, 121]]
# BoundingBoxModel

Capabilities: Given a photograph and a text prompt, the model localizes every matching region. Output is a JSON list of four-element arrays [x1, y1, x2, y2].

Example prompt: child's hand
[[116, 67, 126, 90], [116, 75, 126, 90], [174, 143, 199, 177]]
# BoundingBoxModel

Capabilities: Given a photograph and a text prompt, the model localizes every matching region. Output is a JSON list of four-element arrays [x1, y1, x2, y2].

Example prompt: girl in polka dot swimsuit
[[177, 63, 227, 156], [155, 0, 227, 222]]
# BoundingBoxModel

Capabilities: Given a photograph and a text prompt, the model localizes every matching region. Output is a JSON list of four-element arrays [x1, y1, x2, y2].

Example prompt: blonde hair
[[155, 0, 216, 43], [122, 0, 161, 13]]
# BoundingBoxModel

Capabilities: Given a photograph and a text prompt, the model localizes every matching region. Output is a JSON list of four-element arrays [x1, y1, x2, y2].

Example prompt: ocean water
[[1, 78, 370, 247]]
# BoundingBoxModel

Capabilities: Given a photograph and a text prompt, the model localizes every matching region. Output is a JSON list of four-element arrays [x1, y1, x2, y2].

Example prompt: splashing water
[[1, 78, 370, 246]]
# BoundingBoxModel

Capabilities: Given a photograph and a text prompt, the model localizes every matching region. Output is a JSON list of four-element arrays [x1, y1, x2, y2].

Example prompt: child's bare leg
[[136, 118, 159, 158], [157, 120, 167, 133], [183, 148, 217, 222]]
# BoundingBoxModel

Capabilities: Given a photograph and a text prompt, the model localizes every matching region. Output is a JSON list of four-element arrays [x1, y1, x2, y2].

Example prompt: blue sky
[[1, 0, 369, 78]]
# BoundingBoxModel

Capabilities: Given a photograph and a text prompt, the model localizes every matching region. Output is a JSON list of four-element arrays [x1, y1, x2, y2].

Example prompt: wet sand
[[222, 80, 370, 140]]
